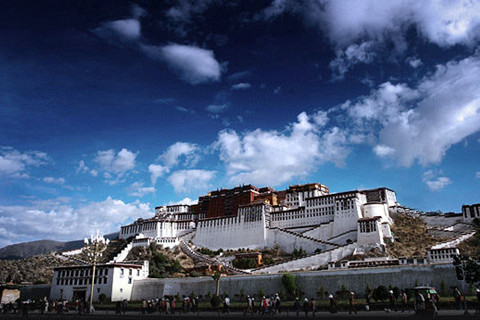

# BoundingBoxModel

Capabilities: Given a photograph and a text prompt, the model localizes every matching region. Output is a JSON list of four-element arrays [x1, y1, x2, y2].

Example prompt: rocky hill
[[0, 233, 119, 260], [0, 253, 75, 284]]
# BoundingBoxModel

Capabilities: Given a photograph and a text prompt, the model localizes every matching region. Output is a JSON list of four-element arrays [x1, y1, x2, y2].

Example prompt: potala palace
[[120, 183, 398, 257], [47, 182, 479, 302]]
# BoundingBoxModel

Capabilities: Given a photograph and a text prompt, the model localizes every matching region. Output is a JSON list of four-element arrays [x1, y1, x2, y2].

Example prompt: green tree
[[281, 273, 298, 297], [440, 280, 447, 296], [365, 284, 372, 297], [372, 285, 389, 302], [258, 287, 265, 298], [318, 286, 326, 299]]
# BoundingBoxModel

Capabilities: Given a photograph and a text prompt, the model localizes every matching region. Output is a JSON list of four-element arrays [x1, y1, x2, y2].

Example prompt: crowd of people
[[1, 285, 480, 316]]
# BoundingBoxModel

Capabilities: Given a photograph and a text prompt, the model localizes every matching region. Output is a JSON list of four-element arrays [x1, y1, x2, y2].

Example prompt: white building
[[50, 261, 149, 302], [119, 184, 398, 256]]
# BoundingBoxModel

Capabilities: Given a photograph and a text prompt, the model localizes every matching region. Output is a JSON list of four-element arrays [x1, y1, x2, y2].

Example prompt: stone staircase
[[108, 240, 133, 263], [250, 242, 357, 274], [271, 226, 340, 248]]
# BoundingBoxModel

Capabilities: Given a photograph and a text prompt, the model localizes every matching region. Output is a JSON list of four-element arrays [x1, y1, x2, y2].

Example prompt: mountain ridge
[[0, 233, 119, 260]]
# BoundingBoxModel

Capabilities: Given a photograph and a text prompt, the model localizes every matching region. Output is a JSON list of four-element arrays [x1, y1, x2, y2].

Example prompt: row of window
[[56, 276, 107, 286], [359, 221, 377, 233], [305, 207, 334, 216], [58, 268, 108, 278]]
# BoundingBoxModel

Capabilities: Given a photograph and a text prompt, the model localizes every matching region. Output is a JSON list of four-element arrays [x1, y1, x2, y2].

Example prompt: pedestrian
[[311, 297, 317, 316], [247, 295, 253, 315], [329, 293, 337, 313], [121, 299, 128, 314], [453, 286, 463, 310], [401, 290, 408, 312], [349, 292, 357, 314], [165, 298, 171, 314], [115, 301, 121, 314], [294, 298, 301, 318], [141, 299, 147, 314], [414, 291, 424, 312], [366, 293, 371, 311], [303, 298, 309, 317], [475, 288, 480, 314], [223, 295, 230, 314], [388, 290, 397, 312], [261, 296, 268, 315], [275, 293, 281, 314], [171, 298, 176, 314]]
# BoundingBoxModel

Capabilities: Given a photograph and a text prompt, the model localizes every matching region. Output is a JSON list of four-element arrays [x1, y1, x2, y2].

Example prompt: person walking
[[303, 298, 309, 317], [329, 294, 337, 313], [275, 293, 281, 314], [223, 295, 230, 314], [349, 292, 357, 314], [294, 298, 301, 318], [453, 286, 463, 310], [311, 297, 317, 316], [247, 295, 253, 315], [475, 288, 480, 314], [400, 290, 408, 312], [366, 293, 371, 311]]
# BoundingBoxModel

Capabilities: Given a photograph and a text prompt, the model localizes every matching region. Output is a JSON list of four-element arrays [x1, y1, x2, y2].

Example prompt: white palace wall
[[302, 221, 334, 241], [193, 208, 268, 250]]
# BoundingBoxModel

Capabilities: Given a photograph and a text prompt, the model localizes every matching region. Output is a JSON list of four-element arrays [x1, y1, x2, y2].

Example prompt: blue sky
[[1, 0, 480, 248]]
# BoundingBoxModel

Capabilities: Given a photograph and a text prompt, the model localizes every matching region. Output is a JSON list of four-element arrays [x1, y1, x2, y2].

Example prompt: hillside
[[387, 213, 443, 257], [0, 254, 75, 284], [0, 233, 119, 260]]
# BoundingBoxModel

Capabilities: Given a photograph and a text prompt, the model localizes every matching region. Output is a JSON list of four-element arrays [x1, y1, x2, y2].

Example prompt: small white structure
[[427, 247, 460, 264], [50, 261, 149, 302]]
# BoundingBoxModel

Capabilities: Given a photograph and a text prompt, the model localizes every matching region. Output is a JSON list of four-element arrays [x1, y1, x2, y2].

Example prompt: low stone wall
[[131, 263, 458, 300]]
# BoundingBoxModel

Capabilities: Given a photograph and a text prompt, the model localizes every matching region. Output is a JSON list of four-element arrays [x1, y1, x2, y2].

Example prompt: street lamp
[[84, 231, 110, 313]]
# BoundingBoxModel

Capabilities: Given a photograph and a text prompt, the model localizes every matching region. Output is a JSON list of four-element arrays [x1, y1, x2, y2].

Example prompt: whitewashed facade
[[50, 261, 149, 302], [119, 185, 398, 256]]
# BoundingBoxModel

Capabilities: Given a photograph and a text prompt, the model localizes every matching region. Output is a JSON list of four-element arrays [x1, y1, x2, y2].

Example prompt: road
[[1, 309, 479, 319]]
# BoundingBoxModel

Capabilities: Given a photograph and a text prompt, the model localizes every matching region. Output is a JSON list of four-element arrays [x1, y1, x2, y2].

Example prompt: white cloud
[[0, 198, 151, 248], [263, 0, 480, 78], [0, 147, 50, 179], [373, 145, 396, 158], [422, 170, 452, 192], [94, 19, 141, 42], [475, 171, 480, 179], [149, 142, 200, 186], [149, 164, 168, 186], [76, 160, 98, 177], [274, 86, 281, 95], [167, 169, 216, 194], [231, 83, 251, 90], [406, 57, 423, 68], [342, 56, 480, 166], [160, 142, 199, 168], [127, 182, 155, 197], [43, 177, 65, 185], [93, 148, 137, 183], [313, 0, 480, 48], [167, 197, 198, 206], [206, 104, 228, 114], [141, 44, 223, 85], [329, 41, 376, 80], [215, 112, 349, 186]]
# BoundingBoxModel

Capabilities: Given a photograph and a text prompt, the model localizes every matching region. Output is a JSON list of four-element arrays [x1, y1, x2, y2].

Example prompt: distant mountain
[[0, 233, 119, 260]]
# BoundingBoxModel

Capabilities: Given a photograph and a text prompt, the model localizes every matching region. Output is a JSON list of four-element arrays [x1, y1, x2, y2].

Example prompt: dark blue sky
[[1, 0, 480, 247]]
